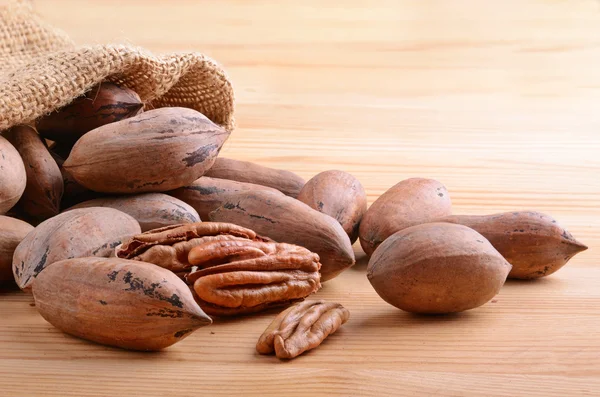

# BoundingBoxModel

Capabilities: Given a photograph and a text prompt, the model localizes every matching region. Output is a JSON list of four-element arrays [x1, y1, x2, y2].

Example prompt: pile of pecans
[[0, 83, 587, 359]]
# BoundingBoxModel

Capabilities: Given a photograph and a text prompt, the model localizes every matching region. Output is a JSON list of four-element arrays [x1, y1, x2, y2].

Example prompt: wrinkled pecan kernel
[[116, 222, 322, 316], [116, 222, 267, 271], [188, 240, 321, 316], [256, 300, 349, 359]]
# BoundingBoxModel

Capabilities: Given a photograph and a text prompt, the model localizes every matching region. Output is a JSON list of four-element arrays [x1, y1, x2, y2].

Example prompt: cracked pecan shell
[[256, 300, 349, 359], [116, 222, 322, 316]]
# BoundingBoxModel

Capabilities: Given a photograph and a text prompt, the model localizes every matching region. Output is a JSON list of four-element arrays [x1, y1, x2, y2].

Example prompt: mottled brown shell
[[32, 257, 211, 351], [208, 190, 355, 281], [168, 176, 282, 219], [297, 170, 367, 244], [13, 207, 141, 291], [256, 300, 349, 359], [0, 216, 33, 282], [3, 125, 63, 221], [205, 157, 306, 198], [359, 178, 452, 256], [63, 107, 230, 193], [437, 211, 588, 279], [0, 135, 26, 214], [367, 223, 511, 314], [68, 193, 200, 232]]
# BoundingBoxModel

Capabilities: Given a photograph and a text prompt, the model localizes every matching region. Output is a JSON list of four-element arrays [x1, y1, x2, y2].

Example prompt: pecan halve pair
[[256, 300, 350, 359], [116, 222, 322, 316]]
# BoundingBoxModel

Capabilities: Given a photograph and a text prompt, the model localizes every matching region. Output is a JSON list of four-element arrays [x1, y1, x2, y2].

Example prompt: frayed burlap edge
[[0, 1, 235, 131]]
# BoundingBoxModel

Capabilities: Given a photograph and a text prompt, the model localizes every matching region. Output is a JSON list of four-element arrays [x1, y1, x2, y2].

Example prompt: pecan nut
[[256, 300, 350, 359], [36, 82, 143, 144], [63, 107, 230, 194], [116, 222, 322, 316], [116, 222, 265, 272], [32, 257, 211, 351], [187, 240, 321, 316]]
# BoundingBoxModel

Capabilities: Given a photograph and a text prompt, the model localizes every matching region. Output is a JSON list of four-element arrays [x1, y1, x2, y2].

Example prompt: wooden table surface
[[1, 1, 599, 396]]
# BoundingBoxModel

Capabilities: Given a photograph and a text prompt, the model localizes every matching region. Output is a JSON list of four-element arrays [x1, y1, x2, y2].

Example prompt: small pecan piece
[[188, 240, 321, 316], [256, 300, 350, 359], [116, 222, 322, 316]]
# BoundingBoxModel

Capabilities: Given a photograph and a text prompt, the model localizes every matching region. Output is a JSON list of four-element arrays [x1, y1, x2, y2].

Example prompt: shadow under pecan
[[256, 300, 350, 359], [116, 222, 322, 316]]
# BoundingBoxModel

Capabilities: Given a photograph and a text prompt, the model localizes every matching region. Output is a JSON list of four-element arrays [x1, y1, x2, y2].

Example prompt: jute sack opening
[[0, 0, 235, 131]]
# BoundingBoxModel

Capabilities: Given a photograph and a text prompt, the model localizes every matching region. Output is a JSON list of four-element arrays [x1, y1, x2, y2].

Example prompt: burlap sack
[[0, 0, 235, 132]]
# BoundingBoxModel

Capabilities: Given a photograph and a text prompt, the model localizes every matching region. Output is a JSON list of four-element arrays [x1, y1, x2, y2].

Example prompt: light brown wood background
[[1, 0, 599, 395]]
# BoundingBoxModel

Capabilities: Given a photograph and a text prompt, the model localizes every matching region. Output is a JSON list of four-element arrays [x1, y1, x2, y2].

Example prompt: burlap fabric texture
[[0, 0, 235, 131]]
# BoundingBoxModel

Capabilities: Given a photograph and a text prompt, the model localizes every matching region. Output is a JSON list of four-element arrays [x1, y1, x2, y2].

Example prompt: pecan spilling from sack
[[116, 222, 322, 316], [256, 300, 350, 359]]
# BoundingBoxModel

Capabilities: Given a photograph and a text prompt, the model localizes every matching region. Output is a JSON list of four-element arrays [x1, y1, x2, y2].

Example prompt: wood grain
[[2, 0, 599, 395]]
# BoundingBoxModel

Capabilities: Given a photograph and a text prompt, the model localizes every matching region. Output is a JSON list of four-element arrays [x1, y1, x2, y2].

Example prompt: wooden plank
[[1, 1, 599, 395]]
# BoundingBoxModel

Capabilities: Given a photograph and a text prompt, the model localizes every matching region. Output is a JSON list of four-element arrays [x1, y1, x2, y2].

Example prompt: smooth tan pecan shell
[[188, 241, 321, 316], [116, 222, 268, 271], [256, 300, 349, 359]]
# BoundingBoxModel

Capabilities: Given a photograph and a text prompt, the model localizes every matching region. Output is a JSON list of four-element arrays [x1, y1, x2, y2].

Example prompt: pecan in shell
[[256, 300, 349, 359]]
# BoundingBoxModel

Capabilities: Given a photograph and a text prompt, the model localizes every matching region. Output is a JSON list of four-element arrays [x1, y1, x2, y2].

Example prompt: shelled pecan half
[[187, 240, 321, 316], [256, 300, 350, 359], [116, 222, 322, 316], [116, 222, 267, 272]]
